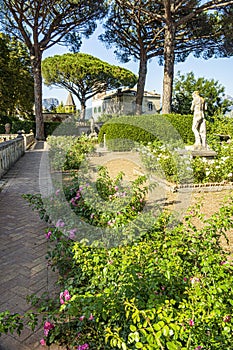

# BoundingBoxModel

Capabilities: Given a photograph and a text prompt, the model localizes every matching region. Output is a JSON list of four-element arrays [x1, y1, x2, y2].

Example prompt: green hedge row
[[208, 115, 233, 139], [98, 114, 195, 151], [164, 113, 194, 144], [0, 116, 62, 138]]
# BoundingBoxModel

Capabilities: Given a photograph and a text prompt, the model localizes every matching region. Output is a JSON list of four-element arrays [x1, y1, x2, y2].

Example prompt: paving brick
[[0, 142, 62, 349]]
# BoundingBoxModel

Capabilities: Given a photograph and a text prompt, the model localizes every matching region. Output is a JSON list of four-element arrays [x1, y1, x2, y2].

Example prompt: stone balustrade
[[0, 133, 35, 178]]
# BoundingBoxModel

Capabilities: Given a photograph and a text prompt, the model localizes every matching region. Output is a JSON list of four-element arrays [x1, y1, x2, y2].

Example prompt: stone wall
[[0, 133, 35, 150], [0, 133, 35, 178], [23, 133, 35, 150]]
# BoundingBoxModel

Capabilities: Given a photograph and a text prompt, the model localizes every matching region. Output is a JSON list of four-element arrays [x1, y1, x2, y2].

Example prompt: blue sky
[[43, 26, 233, 107]]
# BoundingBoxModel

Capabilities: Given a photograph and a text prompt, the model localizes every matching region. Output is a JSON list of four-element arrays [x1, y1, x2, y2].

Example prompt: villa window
[[148, 102, 153, 111]]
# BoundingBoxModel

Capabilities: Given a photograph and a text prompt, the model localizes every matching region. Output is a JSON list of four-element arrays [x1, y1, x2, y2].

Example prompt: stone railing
[[0, 132, 35, 150], [23, 132, 35, 150], [0, 133, 35, 178]]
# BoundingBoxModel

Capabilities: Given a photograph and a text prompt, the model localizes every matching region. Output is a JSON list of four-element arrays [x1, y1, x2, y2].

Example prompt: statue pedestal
[[179, 145, 217, 160]]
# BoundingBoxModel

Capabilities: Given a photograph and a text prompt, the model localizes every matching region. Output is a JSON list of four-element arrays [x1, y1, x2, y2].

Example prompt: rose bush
[[1, 130, 233, 349], [140, 139, 233, 184], [15, 166, 233, 349], [47, 134, 95, 171], [21, 194, 233, 350]]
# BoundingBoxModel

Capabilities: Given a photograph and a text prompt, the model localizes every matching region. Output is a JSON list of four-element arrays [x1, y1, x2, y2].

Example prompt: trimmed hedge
[[0, 116, 63, 138], [207, 115, 233, 139], [164, 113, 194, 144], [98, 114, 195, 151]]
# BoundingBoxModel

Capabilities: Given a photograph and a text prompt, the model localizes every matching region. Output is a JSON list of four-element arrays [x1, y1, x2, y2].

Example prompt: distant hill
[[42, 98, 59, 111]]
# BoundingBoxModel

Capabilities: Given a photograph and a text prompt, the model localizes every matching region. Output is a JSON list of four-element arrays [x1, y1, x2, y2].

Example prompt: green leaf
[[163, 325, 170, 337], [167, 341, 179, 350], [153, 323, 161, 331], [122, 342, 127, 350], [130, 325, 137, 332]]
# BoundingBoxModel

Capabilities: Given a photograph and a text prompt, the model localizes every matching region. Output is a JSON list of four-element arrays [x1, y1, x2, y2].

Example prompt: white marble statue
[[191, 91, 207, 149]]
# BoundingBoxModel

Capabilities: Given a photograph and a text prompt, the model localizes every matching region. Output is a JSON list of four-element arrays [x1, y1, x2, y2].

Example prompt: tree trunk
[[162, 23, 175, 114], [31, 52, 45, 140], [80, 101, 86, 120], [136, 52, 147, 115]]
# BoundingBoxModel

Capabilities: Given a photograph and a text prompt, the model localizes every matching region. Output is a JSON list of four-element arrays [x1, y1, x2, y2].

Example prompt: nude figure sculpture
[[191, 91, 207, 149]]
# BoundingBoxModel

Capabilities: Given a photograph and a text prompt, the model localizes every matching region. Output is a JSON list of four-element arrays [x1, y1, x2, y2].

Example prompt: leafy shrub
[[98, 119, 156, 151], [98, 114, 192, 151], [17, 191, 233, 350], [99, 115, 192, 151], [140, 140, 193, 184], [163, 114, 194, 145], [10, 119, 35, 133], [0, 116, 35, 134], [1, 127, 233, 349], [207, 115, 233, 140], [64, 166, 148, 231], [191, 140, 233, 183], [44, 121, 61, 137], [47, 134, 95, 170], [0, 117, 63, 137], [15, 120, 75, 137], [140, 138, 233, 184]]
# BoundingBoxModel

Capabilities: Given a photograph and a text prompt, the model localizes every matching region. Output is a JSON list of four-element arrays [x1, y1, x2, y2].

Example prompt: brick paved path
[[0, 142, 64, 350]]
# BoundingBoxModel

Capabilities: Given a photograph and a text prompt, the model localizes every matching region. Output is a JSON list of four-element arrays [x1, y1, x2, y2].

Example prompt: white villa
[[92, 88, 161, 120]]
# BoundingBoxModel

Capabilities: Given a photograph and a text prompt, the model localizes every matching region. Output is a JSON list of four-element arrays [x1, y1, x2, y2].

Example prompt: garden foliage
[[2, 161, 232, 349], [172, 72, 232, 117], [208, 115, 233, 139], [47, 134, 95, 170], [140, 138, 233, 184], [0, 116, 74, 137], [0, 116, 233, 349], [16, 184, 233, 349], [98, 114, 194, 151]]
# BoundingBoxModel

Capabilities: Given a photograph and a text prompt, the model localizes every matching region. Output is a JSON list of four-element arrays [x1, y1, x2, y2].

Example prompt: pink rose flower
[[64, 289, 71, 301], [56, 219, 65, 227], [60, 290, 71, 304], [190, 277, 200, 284], [60, 292, 65, 304], [68, 228, 77, 239], [189, 319, 195, 326], [43, 321, 54, 336], [40, 338, 46, 346], [223, 315, 231, 322], [45, 231, 52, 239], [77, 344, 89, 350]]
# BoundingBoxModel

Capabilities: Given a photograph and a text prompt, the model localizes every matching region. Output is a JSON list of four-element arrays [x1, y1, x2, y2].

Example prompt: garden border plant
[[1, 116, 233, 349], [98, 114, 233, 185], [1, 170, 233, 350]]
